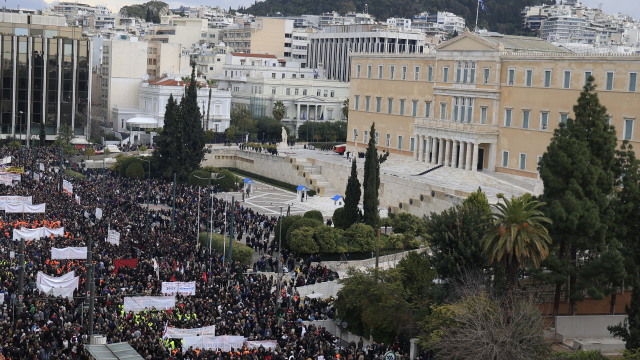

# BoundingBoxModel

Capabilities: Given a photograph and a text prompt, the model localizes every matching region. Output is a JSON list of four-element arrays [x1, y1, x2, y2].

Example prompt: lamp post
[[195, 172, 223, 270], [276, 206, 283, 307], [18, 111, 24, 145], [139, 158, 151, 244]]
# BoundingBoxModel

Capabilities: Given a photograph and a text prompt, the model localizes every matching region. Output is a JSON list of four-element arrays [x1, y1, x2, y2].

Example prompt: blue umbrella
[[243, 178, 255, 184], [331, 195, 343, 201], [296, 185, 309, 191]]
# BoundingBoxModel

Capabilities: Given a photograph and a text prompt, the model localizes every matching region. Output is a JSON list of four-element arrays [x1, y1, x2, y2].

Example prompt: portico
[[413, 118, 498, 171]]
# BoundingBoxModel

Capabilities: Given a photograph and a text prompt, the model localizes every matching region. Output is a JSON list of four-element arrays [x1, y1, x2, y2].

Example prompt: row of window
[[501, 151, 531, 171], [355, 62, 639, 92], [354, 129, 408, 150], [507, 68, 637, 91], [248, 86, 337, 97]]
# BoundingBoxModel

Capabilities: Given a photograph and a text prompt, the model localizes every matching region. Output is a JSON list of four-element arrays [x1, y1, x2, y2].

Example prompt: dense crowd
[[0, 147, 408, 360]]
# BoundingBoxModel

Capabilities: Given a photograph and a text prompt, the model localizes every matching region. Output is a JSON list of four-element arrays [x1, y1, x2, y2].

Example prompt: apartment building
[[0, 21, 91, 141], [348, 31, 640, 178], [221, 18, 295, 59]]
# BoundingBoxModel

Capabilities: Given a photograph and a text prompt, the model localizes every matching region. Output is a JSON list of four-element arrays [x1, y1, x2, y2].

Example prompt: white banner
[[95, 207, 103, 220], [163, 325, 216, 339], [0, 174, 20, 186], [36, 271, 79, 298], [5, 203, 46, 213], [13, 227, 64, 240], [123, 296, 175, 312], [246, 341, 278, 350], [0, 196, 32, 210], [181, 335, 246, 353], [107, 229, 120, 246], [74, 195, 81, 205], [34, 173, 41, 181], [63, 180, 73, 195], [39, 163, 45, 172], [0, 156, 11, 165], [51, 247, 87, 260], [161, 281, 196, 296]]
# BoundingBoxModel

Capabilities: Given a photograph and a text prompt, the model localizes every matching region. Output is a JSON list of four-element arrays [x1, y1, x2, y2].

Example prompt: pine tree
[[539, 76, 620, 315], [362, 123, 388, 228], [343, 159, 361, 228]]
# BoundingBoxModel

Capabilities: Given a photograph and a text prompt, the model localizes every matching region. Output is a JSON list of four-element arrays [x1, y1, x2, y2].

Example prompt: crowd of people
[[0, 146, 411, 360]]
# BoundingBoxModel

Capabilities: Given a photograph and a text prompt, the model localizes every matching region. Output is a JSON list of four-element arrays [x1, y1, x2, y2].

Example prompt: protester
[[0, 147, 401, 360]]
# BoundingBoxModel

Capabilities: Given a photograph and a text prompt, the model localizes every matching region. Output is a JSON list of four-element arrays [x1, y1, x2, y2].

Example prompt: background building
[[0, 21, 91, 141], [348, 31, 640, 179], [308, 24, 430, 82]]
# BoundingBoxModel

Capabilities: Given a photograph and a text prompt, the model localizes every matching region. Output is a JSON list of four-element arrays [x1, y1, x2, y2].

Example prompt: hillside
[[243, 0, 554, 35], [120, 1, 169, 23]]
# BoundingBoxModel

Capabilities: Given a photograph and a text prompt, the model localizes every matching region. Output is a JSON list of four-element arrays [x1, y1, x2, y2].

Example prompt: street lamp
[[194, 172, 223, 270], [138, 158, 151, 244], [17, 111, 24, 144], [276, 206, 284, 307]]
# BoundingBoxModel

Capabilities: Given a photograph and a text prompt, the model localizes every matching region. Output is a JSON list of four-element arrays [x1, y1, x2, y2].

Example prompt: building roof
[[230, 52, 277, 58], [480, 33, 568, 53], [149, 75, 211, 88]]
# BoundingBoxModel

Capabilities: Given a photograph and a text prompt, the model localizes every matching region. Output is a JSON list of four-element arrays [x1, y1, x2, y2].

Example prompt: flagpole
[[475, 0, 480, 31]]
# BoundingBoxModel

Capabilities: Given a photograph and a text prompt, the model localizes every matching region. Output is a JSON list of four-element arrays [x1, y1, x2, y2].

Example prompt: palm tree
[[272, 101, 286, 122], [205, 79, 217, 131], [483, 193, 552, 308]]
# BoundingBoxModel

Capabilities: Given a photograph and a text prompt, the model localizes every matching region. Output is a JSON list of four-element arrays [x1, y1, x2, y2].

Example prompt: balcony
[[413, 118, 499, 143]]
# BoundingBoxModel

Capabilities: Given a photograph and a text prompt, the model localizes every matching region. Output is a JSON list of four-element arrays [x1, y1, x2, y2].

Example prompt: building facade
[[0, 22, 91, 141], [348, 31, 640, 178], [308, 24, 429, 82]]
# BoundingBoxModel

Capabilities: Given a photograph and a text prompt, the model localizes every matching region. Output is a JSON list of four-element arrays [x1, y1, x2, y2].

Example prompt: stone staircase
[[289, 158, 341, 197]]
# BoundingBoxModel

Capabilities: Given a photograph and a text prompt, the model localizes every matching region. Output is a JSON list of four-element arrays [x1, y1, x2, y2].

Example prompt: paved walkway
[[217, 178, 340, 218]]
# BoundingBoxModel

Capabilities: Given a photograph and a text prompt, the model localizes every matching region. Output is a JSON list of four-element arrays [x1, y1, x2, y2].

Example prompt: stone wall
[[203, 148, 463, 217]]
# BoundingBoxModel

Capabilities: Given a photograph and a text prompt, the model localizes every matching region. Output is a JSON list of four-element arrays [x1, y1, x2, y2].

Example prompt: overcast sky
[[6, 0, 640, 22]]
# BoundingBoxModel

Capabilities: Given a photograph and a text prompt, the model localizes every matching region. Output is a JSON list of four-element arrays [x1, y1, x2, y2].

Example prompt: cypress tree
[[343, 159, 361, 228], [178, 64, 206, 181], [362, 123, 388, 228], [539, 76, 620, 315], [153, 94, 181, 178]]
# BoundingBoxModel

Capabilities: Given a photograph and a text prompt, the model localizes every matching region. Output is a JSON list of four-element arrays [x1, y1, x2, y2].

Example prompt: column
[[444, 139, 451, 167], [488, 143, 497, 171], [451, 140, 459, 169], [438, 138, 445, 165], [465, 142, 473, 170], [413, 136, 419, 160], [314, 105, 318, 120], [430, 137, 438, 164], [471, 142, 480, 171], [420, 135, 429, 162], [458, 141, 465, 169], [296, 103, 301, 120]]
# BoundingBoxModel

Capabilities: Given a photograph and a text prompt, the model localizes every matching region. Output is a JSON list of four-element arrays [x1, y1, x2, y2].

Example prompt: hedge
[[199, 232, 254, 267]]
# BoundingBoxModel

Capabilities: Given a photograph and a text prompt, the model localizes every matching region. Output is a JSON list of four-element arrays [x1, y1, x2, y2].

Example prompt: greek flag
[[479, 0, 485, 10]]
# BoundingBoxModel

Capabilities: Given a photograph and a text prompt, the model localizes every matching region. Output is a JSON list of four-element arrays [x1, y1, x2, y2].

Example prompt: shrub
[[391, 213, 425, 236], [274, 215, 302, 248], [139, 145, 148, 151], [289, 227, 319, 254], [114, 156, 140, 177], [342, 223, 376, 252], [126, 161, 145, 179], [332, 207, 350, 230], [286, 218, 323, 248], [189, 169, 211, 187], [304, 210, 324, 222], [85, 148, 96, 156], [199, 233, 254, 267], [200, 167, 241, 191], [313, 226, 343, 253], [64, 169, 86, 180]]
